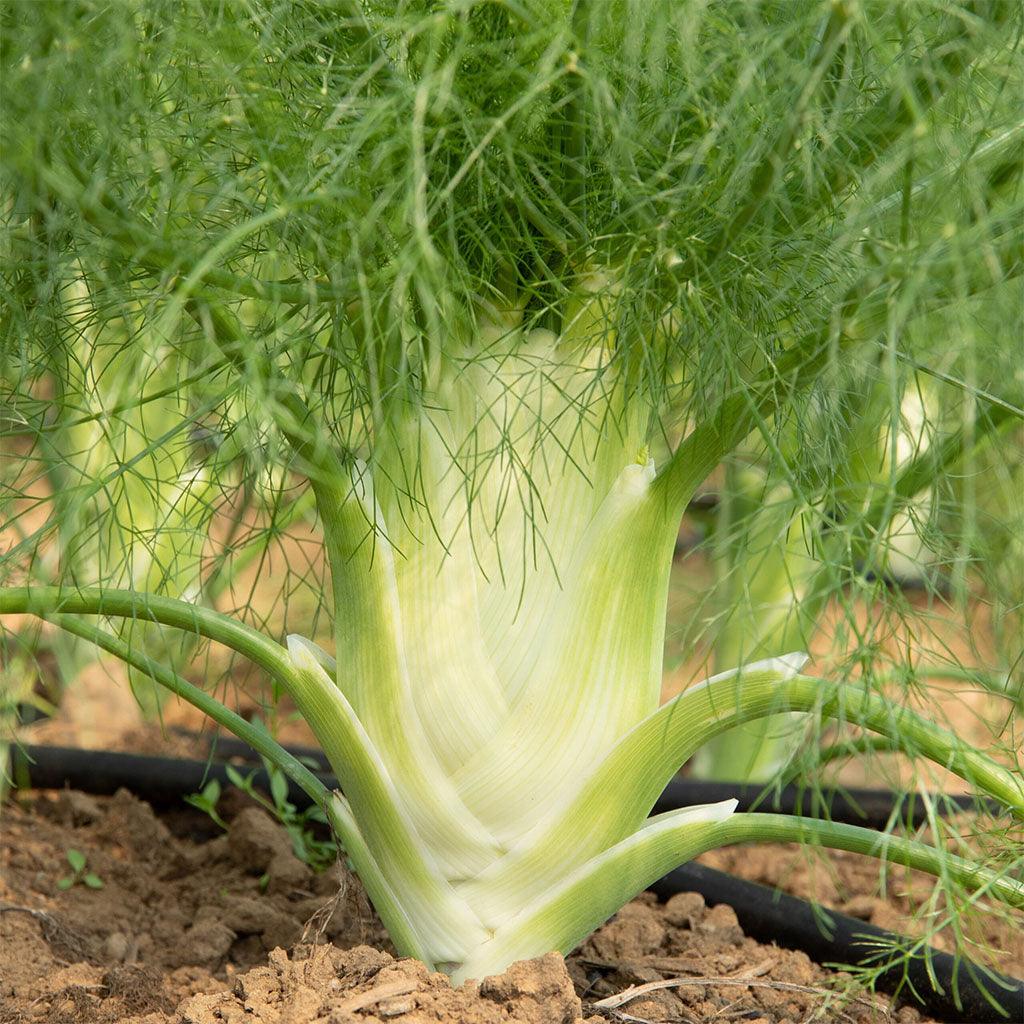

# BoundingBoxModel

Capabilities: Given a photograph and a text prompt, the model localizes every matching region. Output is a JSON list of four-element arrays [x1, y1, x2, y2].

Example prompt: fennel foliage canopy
[[2, 0, 1023, 984]]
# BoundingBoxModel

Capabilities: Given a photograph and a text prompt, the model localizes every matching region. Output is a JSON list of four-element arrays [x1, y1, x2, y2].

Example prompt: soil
[[1, 787, 943, 1024]]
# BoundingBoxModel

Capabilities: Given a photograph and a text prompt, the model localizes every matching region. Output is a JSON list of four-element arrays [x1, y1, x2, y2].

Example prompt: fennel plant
[[2, 0, 1023, 986]]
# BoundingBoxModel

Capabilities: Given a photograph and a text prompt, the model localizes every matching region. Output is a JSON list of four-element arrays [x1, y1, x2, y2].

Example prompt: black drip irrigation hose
[[9, 744, 1023, 1022], [10, 744, 329, 811], [654, 776, 992, 829]]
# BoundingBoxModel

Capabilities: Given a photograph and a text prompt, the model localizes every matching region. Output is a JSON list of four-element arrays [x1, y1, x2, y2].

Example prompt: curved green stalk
[[464, 665, 1024, 922], [455, 806, 1024, 984], [650, 673, 1024, 816], [706, 812, 1024, 911], [0, 586, 295, 684], [47, 615, 328, 805]]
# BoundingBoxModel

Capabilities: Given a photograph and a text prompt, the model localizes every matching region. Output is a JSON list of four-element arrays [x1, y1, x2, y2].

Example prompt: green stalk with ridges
[[462, 664, 1024, 922], [455, 807, 1024, 984]]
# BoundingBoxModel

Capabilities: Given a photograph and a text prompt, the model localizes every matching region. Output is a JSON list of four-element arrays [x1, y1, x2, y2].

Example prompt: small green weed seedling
[[184, 778, 229, 830], [224, 760, 337, 873], [186, 760, 337, 873], [57, 848, 103, 891]]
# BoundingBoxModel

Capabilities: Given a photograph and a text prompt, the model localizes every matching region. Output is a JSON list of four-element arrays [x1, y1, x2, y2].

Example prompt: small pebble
[[664, 891, 705, 928], [104, 931, 130, 962], [843, 895, 876, 921], [58, 791, 103, 825], [379, 998, 414, 1017]]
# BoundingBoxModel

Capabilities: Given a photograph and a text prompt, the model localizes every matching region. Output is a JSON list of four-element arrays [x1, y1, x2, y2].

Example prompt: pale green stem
[[697, 486, 824, 782], [902, 665, 1013, 686], [457, 808, 1024, 983], [11, 588, 1012, 821], [466, 668, 1024, 921], [704, 812, 1024, 911], [0, 587, 293, 684], [691, 675, 1024, 813], [47, 615, 330, 807]]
